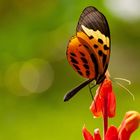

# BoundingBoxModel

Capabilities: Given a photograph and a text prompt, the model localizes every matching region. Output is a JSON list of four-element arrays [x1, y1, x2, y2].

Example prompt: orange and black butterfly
[[64, 6, 111, 101]]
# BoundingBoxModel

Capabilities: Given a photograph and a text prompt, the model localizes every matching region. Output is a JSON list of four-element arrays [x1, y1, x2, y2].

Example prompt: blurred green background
[[0, 0, 140, 139]]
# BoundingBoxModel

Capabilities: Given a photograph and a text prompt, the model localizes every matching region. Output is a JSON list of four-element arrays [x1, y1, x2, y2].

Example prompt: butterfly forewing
[[81, 25, 110, 83], [76, 6, 110, 38]]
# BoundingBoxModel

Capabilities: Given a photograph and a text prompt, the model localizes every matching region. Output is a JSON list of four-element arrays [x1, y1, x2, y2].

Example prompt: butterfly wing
[[66, 32, 98, 79], [64, 78, 93, 102], [76, 6, 110, 37], [78, 25, 110, 84]]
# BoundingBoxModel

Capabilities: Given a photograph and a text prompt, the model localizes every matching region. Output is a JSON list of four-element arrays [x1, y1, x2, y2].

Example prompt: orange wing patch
[[67, 34, 96, 79]]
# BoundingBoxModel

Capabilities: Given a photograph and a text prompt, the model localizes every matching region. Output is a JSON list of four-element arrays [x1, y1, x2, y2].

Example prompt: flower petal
[[118, 111, 140, 140], [90, 78, 116, 118], [90, 87, 102, 117], [82, 127, 94, 140], [107, 90, 116, 117], [105, 126, 118, 140], [94, 128, 101, 140]]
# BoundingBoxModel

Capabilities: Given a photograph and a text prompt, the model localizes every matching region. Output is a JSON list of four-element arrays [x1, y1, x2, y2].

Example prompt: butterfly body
[[64, 6, 111, 101]]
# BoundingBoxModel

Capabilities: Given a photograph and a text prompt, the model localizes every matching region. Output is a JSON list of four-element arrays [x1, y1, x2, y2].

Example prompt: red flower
[[83, 111, 140, 140], [106, 111, 140, 140], [105, 126, 118, 140], [82, 127, 101, 140], [81, 70, 140, 140], [90, 78, 116, 118], [82, 127, 94, 140], [118, 111, 140, 140]]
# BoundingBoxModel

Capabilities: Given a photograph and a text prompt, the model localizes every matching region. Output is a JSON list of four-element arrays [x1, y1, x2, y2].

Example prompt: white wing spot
[[81, 25, 110, 48]]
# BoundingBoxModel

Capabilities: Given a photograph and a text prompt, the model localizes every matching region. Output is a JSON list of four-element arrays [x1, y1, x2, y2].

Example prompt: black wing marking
[[76, 6, 110, 38]]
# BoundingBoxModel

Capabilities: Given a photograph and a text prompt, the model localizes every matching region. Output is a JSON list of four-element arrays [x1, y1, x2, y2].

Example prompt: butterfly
[[64, 6, 111, 102]]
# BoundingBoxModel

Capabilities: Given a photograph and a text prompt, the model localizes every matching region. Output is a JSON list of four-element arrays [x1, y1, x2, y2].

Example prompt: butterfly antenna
[[114, 77, 131, 85], [114, 80, 135, 101]]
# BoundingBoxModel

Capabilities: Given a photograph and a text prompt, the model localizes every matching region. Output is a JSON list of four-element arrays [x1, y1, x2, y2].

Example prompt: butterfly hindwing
[[67, 33, 97, 79]]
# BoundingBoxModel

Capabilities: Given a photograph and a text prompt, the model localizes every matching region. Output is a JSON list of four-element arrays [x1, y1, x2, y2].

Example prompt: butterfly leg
[[88, 84, 94, 100], [88, 82, 97, 111], [88, 81, 96, 99]]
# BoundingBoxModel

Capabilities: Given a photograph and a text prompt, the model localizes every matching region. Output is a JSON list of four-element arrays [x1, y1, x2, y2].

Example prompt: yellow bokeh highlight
[[4, 58, 54, 96]]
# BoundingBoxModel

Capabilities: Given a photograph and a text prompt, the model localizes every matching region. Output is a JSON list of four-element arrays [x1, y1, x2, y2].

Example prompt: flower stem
[[103, 93, 108, 139]]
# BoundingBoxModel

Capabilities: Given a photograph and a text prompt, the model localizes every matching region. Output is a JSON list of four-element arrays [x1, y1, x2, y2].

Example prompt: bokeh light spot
[[105, 0, 140, 21], [19, 58, 54, 94], [4, 59, 54, 96], [4, 62, 29, 96]]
